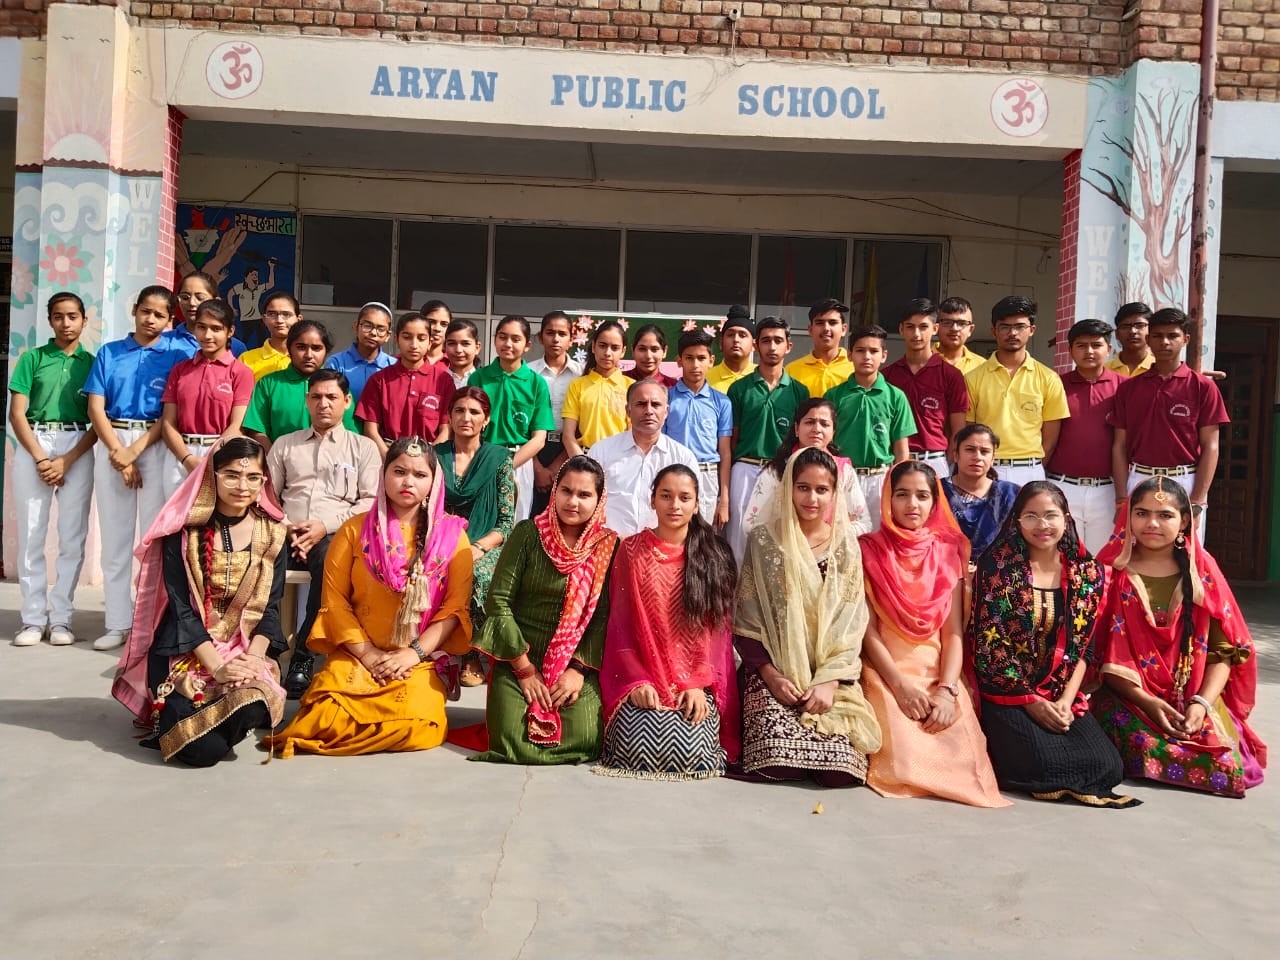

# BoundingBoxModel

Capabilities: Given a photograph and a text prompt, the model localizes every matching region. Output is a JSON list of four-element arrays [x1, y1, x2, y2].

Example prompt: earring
[[1175, 532, 1187, 548]]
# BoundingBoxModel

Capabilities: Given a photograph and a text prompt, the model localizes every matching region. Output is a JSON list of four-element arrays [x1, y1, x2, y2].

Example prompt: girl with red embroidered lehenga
[[595, 464, 741, 780], [969, 481, 1138, 808], [1092, 477, 1266, 797], [112, 438, 288, 767], [859, 461, 1010, 807]]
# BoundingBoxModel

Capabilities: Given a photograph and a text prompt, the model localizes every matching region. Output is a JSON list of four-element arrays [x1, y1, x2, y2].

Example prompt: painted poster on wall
[[174, 204, 297, 348]]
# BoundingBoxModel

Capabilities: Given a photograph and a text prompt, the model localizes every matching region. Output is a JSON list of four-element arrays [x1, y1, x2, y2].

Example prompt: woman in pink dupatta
[[262, 438, 473, 757], [595, 464, 741, 781], [112, 437, 289, 766]]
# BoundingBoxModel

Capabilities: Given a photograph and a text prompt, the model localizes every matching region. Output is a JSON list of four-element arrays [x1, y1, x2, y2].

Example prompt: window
[[625, 231, 750, 315], [301, 216, 392, 307], [493, 225, 619, 316], [397, 221, 488, 314], [756, 235, 847, 327], [848, 239, 944, 329]]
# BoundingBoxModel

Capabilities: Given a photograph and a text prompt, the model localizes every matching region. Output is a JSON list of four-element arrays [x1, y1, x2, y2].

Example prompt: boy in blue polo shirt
[[663, 330, 733, 527], [84, 284, 184, 651], [8, 292, 97, 647]]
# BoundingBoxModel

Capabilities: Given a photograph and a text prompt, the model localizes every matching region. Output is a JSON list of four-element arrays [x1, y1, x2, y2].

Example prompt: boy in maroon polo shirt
[[357, 311, 455, 456], [882, 297, 968, 468], [1045, 319, 1122, 555], [1111, 307, 1229, 542], [159, 299, 254, 495]]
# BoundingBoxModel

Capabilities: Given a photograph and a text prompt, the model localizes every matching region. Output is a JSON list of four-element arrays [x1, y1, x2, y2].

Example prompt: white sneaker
[[49, 625, 76, 646], [93, 629, 128, 651], [13, 626, 44, 647]]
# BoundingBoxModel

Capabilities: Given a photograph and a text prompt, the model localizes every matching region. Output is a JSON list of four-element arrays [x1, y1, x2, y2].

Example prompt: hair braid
[[1172, 536, 1197, 695], [200, 524, 216, 622]]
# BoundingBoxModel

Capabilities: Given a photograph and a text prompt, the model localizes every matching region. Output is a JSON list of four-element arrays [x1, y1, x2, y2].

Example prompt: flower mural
[[10, 258, 36, 308], [39, 240, 92, 288]]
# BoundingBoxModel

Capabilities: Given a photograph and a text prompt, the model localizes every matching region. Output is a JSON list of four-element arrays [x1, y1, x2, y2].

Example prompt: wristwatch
[[937, 680, 960, 698], [1191, 503, 1206, 517]]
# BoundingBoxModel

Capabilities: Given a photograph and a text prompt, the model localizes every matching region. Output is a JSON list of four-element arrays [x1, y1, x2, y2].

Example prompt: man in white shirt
[[590, 379, 699, 536]]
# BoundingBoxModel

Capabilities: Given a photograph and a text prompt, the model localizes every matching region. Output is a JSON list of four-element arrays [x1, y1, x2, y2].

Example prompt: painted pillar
[[1062, 60, 1204, 336], [4, 3, 178, 579]]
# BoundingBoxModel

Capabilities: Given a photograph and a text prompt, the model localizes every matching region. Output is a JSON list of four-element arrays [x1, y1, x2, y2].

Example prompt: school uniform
[[83, 333, 186, 633], [1113, 363, 1230, 542], [881, 353, 969, 463], [160, 352, 255, 495], [239, 342, 292, 381], [447, 367, 475, 390], [936, 343, 986, 376], [324, 344, 396, 406], [1105, 352, 1155, 378], [965, 354, 1070, 488], [663, 379, 734, 524], [469, 360, 556, 521], [785, 350, 855, 398], [353, 362, 455, 443], [163, 323, 246, 359], [528, 356, 584, 516], [726, 371, 809, 562], [9, 340, 96, 633], [707, 359, 756, 395], [245, 366, 358, 441], [561, 369, 630, 450], [824, 374, 917, 531], [1045, 368, 1122, 555]]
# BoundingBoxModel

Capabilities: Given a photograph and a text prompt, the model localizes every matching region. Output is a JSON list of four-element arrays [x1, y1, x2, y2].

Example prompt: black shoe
[[284, 654, 314, 700]]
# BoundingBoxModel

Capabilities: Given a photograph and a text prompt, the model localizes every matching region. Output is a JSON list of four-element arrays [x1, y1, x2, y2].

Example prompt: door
[[1207, 318, 1277, 580]]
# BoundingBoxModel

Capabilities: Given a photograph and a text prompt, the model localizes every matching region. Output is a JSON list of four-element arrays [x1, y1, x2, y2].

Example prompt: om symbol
[[990, 78, 1048, 138], [206, 40, 264, 100]]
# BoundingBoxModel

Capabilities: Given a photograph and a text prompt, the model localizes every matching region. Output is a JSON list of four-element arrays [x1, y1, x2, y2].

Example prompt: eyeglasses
[[937, 319, 972, 329], [264, 311, 296, 321], [1018, 512, 1065, 527], [216, 471, 266, 488], [1117, 322, 1149, 332], [996, 323, 1032, 334], [177, 292, 207, 302], [358, 321, 391, 337]]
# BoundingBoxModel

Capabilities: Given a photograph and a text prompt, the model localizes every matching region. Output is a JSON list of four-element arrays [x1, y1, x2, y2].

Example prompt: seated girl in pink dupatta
[[112, 438, 289, 767], [262, 438, 473, 757], [595, 464, 741, 780], [1093, 477, 1266, 797]]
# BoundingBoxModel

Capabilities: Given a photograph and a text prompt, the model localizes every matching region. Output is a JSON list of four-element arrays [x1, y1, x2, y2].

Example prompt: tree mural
[[1082, 86, 1197, 308]]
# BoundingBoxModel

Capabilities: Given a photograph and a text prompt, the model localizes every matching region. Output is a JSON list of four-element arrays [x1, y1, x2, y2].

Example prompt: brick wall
[[1054, 148, 1081, 373], [3, 2, 1277, 101], [0, 0, 121, 37], [154, 107, 185, 286]]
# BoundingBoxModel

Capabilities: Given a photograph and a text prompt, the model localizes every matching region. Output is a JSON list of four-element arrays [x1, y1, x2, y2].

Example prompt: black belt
[[182, 434, 221, 446], [995, 457, 1041, 467], [28, 420, 89, 431], [853, 464, 890, 476], [110, 419, 157, 429], [734, 457, 770, 466]]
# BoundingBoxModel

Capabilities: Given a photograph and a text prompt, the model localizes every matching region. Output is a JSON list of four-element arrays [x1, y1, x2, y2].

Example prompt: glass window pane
[[756, 236, 846, 327], [397, 221, 487, 313], [625, 231, 750, 315], [849, 239, 944, 330], [301, 215, 392, 307], [493, 226, 619, 316]]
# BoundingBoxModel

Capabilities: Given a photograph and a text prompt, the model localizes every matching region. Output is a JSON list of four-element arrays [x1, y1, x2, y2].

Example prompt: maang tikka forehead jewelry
[[1153, 476, 1169, 503]]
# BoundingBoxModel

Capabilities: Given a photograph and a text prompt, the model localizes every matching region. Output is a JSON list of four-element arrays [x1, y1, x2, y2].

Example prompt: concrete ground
[[0, 581, 1276, 960]]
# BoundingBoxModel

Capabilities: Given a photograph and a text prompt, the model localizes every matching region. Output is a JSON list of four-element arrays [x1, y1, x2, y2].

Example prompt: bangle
[[1189, 694, 1213, 713], [36, 458, 51, 466], [513, 662, 536, 680], [410, 639, 428, 663]]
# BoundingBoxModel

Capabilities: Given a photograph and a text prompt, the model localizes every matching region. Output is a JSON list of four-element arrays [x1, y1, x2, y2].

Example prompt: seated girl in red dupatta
[[595, 464, 741, 781], [262, 438, 473, 757], [860, 461, 1010, 807], [735, 447, 882, 788], [112, 438, 289, 767], [1092, 477, 1266, 797], [468, 456, 618, 765], [970, 481, 1138, 808]]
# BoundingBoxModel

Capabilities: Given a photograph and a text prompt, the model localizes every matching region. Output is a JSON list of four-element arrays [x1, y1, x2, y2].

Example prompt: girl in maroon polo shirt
[[357, 312, 456, 456]]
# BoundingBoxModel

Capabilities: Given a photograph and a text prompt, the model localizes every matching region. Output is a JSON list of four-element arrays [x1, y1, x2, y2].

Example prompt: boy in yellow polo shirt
[[936, 296, 986, 375], [785, 298, 855, 396], [707, 305, 756, 393], [964, 295, 1069, 487]]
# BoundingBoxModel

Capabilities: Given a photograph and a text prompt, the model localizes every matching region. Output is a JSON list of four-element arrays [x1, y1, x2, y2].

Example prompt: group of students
[[7, 283, 1265, 802]]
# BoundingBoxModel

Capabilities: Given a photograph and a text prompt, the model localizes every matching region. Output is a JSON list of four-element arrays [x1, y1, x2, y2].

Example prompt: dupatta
[[526, 470, 618, 745], [361, 451, 467, 649], [1095, 506, 1265, 769], [600, 531, 741, 762], [735, 448, 881, 751], [435, 440, 510, 538], [112, 449, 287, 723], [860, 477, 969, 642], [968, 528, 1104, 715]]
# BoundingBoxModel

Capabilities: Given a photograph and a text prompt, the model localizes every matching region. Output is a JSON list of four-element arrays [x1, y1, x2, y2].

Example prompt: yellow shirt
[[707, 360, 756, 394], [561, 369, 631, 449], [936, 344, 986, 376], [785, 350, 855, 398], [964, 353, 1070, 459], [1105, 352, 1155, 377], [240, 343, 292, 381]]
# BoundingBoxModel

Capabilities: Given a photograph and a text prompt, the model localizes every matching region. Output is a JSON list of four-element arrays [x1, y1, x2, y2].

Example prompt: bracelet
[[513, 662, 536, 680], [410, 639, 428, 663], [1189, 694, 1213, 714], [936, 680, 959, 699], [474, 543, 488, 554]]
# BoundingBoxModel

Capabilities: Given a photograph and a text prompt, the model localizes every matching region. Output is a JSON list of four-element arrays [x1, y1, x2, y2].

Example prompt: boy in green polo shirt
[[469, 315, 554, 520], [8, 292, 97, 646], [726, 316, 808, 562], [824, 325, 916, 532]]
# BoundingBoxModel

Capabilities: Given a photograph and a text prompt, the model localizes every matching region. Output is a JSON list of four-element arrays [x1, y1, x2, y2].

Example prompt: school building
[[1, 1, 1279, 580]]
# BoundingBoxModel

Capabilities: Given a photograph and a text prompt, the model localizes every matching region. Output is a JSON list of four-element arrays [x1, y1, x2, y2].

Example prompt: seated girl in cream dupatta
[[734, 447, 881, 787], [112, 438, 289, 767]]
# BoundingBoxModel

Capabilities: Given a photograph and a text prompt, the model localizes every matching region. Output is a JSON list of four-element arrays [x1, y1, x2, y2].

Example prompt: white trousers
[[857, 470, 887, 533], [1056, 480, 1116, 557], [163, 443, 213, 499], [727, 461, 764, 564], [1127, 468, 1205, 545], [14, 430, 94, 628], [998, 461, 1046, 489], [94, 428, 170, 631], [697, 467, 721, 527], [514, 457, 534, 523]]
